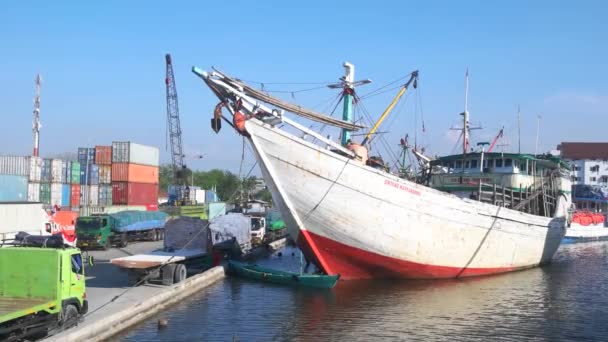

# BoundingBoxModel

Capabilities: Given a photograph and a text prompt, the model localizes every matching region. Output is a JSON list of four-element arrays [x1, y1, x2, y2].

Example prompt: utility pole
[[535, 114, 541, 155], [517, 105, 521, 154], [32, 74, 41, 157]]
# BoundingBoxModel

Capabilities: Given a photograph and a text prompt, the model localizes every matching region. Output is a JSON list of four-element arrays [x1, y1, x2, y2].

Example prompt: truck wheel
[[174, 264, 187, 283], [61, 304, 79, 330], [104, 238, 111, 250], [119, 233, 128, 248], [159, 229, 165, 240]]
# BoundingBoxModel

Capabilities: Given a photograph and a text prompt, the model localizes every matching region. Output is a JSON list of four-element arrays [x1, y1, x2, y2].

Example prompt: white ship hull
[[246, 119, 570, 280], [563, 223, 608, 243]]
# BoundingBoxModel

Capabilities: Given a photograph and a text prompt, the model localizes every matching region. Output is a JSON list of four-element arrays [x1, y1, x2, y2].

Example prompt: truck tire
[[61, 304, 79, 330], [161, 264, 177, 285], [151, 229, 158, 241], [104, 238, 111, 250], [119, 233, 128, 248], [174, 264, 187, 283]]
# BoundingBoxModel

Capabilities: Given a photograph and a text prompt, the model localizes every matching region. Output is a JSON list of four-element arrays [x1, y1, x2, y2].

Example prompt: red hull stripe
[[299, 230, 524, 280]]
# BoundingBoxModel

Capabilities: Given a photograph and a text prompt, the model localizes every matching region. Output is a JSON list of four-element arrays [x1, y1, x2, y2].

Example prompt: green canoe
[[227, 260, 340, 289]]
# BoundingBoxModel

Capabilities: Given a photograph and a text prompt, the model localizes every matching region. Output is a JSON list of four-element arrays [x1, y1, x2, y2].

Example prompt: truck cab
[[75, 215, 115, 249], [0, 244, 89, 341], [250, 216, 266, 246]]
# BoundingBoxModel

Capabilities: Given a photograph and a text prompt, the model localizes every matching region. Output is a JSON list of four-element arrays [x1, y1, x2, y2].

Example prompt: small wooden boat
[[227, 260, 340, 289]]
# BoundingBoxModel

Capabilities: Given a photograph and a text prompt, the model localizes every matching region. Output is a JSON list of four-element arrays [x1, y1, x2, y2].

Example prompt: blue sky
[[1, 1, 606, 173]]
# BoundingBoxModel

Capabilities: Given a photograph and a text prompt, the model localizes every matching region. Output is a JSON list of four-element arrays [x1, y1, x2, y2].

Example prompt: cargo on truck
[[110, 217, 212, 285], [0, 233, 91, 341], [76, 210, 168, 249]]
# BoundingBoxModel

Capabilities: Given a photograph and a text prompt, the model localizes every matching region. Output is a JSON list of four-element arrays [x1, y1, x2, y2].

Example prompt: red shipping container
[[111, 163, 158, 184], [146, 204, 158, 211], [95, 146, 112, 165], [70, 184, 81, 207], [112, 182, 158, 205]]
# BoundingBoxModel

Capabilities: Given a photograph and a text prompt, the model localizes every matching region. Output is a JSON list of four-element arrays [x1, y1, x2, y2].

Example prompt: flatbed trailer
[[111, 249, 211, 286]]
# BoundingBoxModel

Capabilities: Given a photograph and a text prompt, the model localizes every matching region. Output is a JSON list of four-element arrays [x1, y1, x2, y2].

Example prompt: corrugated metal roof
[[558, 142, 608, 160]]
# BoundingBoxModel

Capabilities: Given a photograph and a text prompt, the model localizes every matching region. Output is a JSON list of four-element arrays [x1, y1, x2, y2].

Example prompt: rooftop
[[558, 142, 608, 160]]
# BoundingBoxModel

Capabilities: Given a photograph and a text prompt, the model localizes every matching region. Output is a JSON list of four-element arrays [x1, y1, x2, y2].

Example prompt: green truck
[[76, 211, 168, 250], [0, 244, 89, 341]]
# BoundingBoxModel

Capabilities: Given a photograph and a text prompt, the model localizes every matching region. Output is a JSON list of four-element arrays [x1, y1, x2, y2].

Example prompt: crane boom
[[165, 54, 187, 203], [486, 127, 504, 153]]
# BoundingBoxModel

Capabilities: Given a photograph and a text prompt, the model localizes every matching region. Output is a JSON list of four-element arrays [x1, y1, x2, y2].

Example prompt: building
[[557, 142, 608, 211]]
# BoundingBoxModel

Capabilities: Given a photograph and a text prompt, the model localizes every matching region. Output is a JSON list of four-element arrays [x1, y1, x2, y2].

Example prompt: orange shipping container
[[111, 163, 159, 184], [95, 146, 112, 165]]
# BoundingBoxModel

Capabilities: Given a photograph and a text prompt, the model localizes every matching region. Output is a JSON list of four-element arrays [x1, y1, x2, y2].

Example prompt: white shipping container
[[29, 156, 42, 182], [27, 182, 40, 202], [89, 185, 99, 206], [194, 188, 205, 204], [81, 185, 100, 206], [0, 155, 29, 176], [50, 159, 63, 183], [112, 142, 159, 166], [99, 165, 111, 184], [0, 202, 49, 240], [50, 183, 62, 207]]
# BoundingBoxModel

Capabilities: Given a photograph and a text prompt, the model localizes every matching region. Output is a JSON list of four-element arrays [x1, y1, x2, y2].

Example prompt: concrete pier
[[45, 241, 225, 342]]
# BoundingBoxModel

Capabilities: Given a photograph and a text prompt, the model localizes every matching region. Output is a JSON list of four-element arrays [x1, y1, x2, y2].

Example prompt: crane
[[486, 127, 504, 153], [165, 53, 189, 205]]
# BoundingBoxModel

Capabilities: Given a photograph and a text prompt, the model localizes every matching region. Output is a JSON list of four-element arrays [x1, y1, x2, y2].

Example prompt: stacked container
[[28, 156, 42, 202], [95, 146, 112, 206], [111, 142, 159, 206], [39, 159, 52, 205], [0, 156, 29, 202]]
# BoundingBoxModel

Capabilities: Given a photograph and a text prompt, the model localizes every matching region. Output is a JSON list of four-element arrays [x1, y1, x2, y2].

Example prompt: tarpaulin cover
[[209, 213, 251, 247], [109, 210, 168, 233], [163, 217, 210, 251]]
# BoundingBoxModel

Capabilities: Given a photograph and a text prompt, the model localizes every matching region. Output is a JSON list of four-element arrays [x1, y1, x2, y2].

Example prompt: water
[[119, 243, 608, 341]]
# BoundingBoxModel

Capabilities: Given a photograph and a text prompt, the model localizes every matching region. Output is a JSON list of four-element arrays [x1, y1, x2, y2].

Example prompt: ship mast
[[462, 67, 469, 156], [341, 63, 355, 146], [326, 62, 370, 146], [33, 74, 41, 157]]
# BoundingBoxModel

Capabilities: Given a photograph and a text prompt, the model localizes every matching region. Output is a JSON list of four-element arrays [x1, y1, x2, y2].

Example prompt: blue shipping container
[[0, 175, 28, 201], [77, 147, 95, 165], [80, 163, 100, 185], [62, 161, 71, 184], [88, 164, 99, 185], [61, 184, 70, 206], [205, 190, 219, 203], [41, 159, 51, 183]]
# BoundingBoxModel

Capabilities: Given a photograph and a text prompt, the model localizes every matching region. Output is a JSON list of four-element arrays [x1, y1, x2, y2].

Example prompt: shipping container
[[205, 190, 219, 203], [112, 182, 158, 205], [99, 165, 112, 184], [39, 183, 51, 204], [98, 184, 113, 206], [0, 155, 29, 176], [0, 175, 28, 201], [50, 159, 63, 183], [80, 185, 100, 206], [111, 163, 159, 184], [27, 182, 40, 202], [28, 156, 42, 182], [70, 184, 81, 207], [77, 147, 95, 165], [51, 183, 62, 207], [62, 161, 70, 184], [112, 142, 159, 166], [80, 164, 100, 185], [41, 159, 51, 183], [70, 162, 81, 184], [95, 146, 112, 165], [61, 184, 70, 207], [89, 185, 99, 206]]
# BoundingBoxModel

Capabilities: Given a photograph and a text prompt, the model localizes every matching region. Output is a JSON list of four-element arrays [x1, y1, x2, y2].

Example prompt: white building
[[557, 142, 608, 211]]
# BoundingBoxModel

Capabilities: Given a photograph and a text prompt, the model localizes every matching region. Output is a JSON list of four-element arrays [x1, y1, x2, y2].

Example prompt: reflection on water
[[120, 244, 608, 341]]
